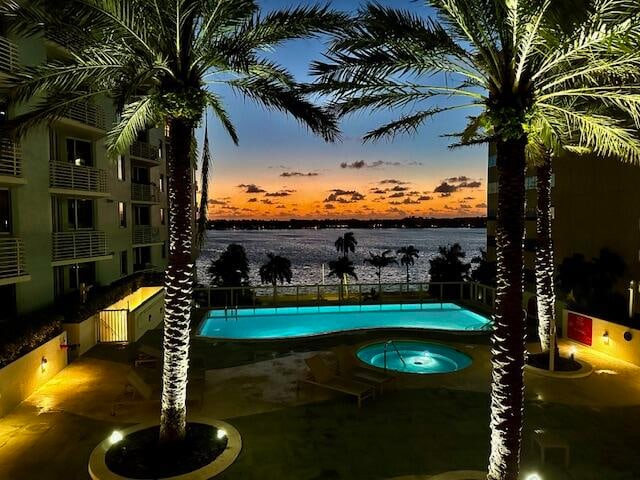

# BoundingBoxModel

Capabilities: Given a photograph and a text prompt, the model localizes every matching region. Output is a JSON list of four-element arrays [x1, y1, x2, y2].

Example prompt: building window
[[160, 208, 166, 225], [120, 250, 128, 276], [0, 189, 11, 234], [134, 205, 151, 225], [66, 138, 93, 166], [117, 155, 125, 181], [525, 176, 537, 190], [68, 199, 94, 229], [69, 262, 96, 289], [159, 174, 165, 192], [118, 202, 127, 227]]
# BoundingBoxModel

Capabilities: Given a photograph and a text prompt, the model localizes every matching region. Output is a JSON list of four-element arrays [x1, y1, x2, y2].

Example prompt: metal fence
[[0, 237, 28, 279], [133, 225, 160, 245], [130, 141, 159, 161], [194, 281, 496, 312], [97, 309, 128, 343], [50, 161, 109, 193], [52, 231, 108, 262], [64, 101, 105, 130], [131, 182, 160, 202], [0, 139, 22, 178], [0, 36, 17, 72]]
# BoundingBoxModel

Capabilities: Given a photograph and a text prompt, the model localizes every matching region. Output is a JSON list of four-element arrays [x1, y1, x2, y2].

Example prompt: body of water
[[197, 228, 487, 286]]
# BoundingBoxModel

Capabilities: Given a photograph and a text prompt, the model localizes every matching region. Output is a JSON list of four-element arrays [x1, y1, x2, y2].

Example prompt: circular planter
[[429, 471, 485, 480], [525, 358, 593, 379], [89, 419, 241, 480]]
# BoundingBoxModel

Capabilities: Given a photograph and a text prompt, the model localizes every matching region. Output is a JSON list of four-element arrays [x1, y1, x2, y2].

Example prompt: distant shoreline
[[207, 216, 487, 231]]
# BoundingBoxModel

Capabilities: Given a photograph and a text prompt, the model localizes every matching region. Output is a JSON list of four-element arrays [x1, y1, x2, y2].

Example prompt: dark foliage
[[208, 244, 250, 287], [259, 253, 293, 285], [470, 249, 497, 286], [429, 243, 471, 282]]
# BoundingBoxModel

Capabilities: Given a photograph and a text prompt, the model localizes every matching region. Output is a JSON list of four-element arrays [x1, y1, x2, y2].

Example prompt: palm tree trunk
[[487, 138, 527, 480], [160, 117, 195, 443], [535, 155, 555, 352], [406, 264, 410, 284]]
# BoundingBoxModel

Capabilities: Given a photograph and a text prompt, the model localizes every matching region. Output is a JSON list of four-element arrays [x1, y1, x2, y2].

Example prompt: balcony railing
[[52, 231, 108, 262], [131, 182, 160, 202], [0, 36, 17, 72], [50, 161, 109, 194], [63, 101, 105, 130], [0, 238, 28, 280], [133, 225, 160, 245], [0, 139, 23, 178], [130, 141, 159, 162]]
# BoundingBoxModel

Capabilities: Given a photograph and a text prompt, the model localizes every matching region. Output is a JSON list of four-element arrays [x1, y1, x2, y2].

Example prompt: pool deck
[[1, 331, 640, 479]]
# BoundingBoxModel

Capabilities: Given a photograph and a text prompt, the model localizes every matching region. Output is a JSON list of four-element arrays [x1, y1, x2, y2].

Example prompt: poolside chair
[[298, 355, 375, 408], [332, 345, 395, 394], [134, 344, 162, 367]]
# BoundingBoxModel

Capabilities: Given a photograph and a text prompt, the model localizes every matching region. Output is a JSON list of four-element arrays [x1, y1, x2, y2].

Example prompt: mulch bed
[[527, 352, 582, 372], [105, 423, 227, 479]]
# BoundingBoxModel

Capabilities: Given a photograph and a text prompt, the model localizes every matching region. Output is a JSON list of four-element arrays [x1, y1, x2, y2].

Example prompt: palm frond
[[107, 97, 159, 154]]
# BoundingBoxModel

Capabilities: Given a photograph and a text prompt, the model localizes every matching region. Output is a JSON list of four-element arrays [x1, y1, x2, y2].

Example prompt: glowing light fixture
[[603, 331, 610, 345], [216, 428, 227, 440], [569, 346, 577, 360], [40, 356, 48, 372], [526, 474, 541, 480], [109, 430, 124, 445]]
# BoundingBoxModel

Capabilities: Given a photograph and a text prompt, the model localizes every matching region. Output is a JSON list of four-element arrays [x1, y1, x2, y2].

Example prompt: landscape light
[[109, 431, 124, 445], [40, 356, 48, 372], [569, 346, 577, 360], [216, 428, 227, 440], [603, 331, 610, 345], [525, 474, 541, 480]]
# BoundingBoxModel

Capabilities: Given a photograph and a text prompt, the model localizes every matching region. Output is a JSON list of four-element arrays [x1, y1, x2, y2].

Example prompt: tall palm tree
[[328, 256, 357, 300], [2, 0, 345, 443], [312, 2, 640, 478], [397, 246, 419, 284], [364, 250, 397, 288], [259, 253, 292, 302], [334, 231, 357, 258]]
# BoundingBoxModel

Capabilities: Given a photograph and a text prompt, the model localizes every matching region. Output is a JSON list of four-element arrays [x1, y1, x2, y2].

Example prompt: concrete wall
[[130, 290, 164, 342], [561, 309, 640, 366], [0, 332, 68, 418], [63, 314, 98, 359]]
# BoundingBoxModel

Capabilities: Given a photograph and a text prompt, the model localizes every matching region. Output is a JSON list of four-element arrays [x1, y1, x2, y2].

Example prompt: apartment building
[[486, 143, 640, 314], [0, 31, 168, 319]]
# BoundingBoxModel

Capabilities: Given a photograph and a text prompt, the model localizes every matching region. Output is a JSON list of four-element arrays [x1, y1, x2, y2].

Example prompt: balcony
[[130, 141, 159, 164], [0, 36, 17, 73], [0, 238, 30, 285], [61, 101, 106, 131], [133, 225, 161, 245], [52, 231, 111, 265], [131, 182, 160, 203], [49, 162, 109, 197], [0, 139, 25, 186]]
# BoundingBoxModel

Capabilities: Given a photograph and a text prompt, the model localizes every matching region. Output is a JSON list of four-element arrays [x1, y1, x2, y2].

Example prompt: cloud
[[390, 185, 408, 192], [280, 171, 319, 177], [388, 192, 405, 198], [261, 199, 275, 205], [276, 205, 286, 209], [446, 176, 472, 183], [324, 189, 366, 203], [440, 193, 452, 198], [265, 189, 295, 197], [324, 203, 335, 210], [208, 199, 227, 205], [434, 182, 458, 193], [379, 179, 409, 185], [458, 181, 482, 188], [476, 202, 488, 208], [418, 195, 432, 201], [237, 183, 266, 194], [464, 196, 475, 200], [248, 198, 258, 203], [369, 188, 387, 194]]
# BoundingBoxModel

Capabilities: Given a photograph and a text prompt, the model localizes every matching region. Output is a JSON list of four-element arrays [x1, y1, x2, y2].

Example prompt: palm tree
[[311, 2, 640, 478], [334, 231, 357, 258], [259, 253, 292, 302], [397, 246, 419, 284], [428, 244, 470, 283], [209, 244, 250, 287], [328, 256, 357, 300], [3, 0, 345, 443], [364, 250, 397, 289]]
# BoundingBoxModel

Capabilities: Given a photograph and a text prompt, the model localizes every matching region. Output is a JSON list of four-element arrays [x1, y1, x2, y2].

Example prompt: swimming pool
[[197, 303, 491, 340], [357, 340, 473, 374]]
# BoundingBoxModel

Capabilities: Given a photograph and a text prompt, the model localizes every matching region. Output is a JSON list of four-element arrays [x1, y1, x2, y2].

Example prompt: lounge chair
[[332, 345, 395, 394], [134, 344, 162, 367], [298, 355, 375, 408]]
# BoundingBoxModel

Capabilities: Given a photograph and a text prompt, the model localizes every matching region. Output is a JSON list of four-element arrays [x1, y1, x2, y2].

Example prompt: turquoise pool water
[[357, 341, 473, 374], [198, 303, 490, 340]]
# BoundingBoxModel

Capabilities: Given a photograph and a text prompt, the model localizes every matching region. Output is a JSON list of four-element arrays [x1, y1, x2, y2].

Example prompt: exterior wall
[[63, 314, 97, 358], [130, 290, 164, 342], [0, 332, 67, 418], [486, 145, 640, 312], [1, 32, 168, 317], [561, 309, 640, 367]]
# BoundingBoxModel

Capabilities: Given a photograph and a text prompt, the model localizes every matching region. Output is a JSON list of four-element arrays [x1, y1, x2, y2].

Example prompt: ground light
[[216, 428, 227, 440], [109, 430, 123, 445], [569, 346, 577, 360], [525, 474, 541, 480]]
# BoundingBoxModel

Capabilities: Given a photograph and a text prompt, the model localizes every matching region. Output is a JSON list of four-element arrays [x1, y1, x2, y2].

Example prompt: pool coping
[[195, 302, 492, 343], [354, 338, 477, 377]]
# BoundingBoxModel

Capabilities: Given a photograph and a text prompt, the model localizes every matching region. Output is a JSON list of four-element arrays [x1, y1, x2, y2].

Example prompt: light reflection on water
[[196, 227, 486, 286]]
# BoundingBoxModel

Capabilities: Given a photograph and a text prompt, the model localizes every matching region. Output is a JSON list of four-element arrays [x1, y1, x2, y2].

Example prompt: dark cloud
[[324, 189, 365, 203], [446, 176, 472, 183], [237, 183, 266, 194], [247, 198, 258, 203], [459, 204, 472, 209], [324, 203, 335, 210], [261, 199, 275, 205], [434, 182, 458, 193], [440, 193, 452, 198], [476, 202, 488, 208], [341, 160, 410, 169], [464, 196, 475, 200], [276, 205, 286, 209], [418, 195, 432, 201], [379, 179, 409, 185], [341, 160, 367, 169], [409, 190, 420, 195], [265, 189, 295, 197], [388, 192, 405, 198], [390, 185, 408, 192], [280, 171, 319, 177], [369, 188, 387, 194], [207, 199, 227, 205], [458, 181, 482, 188]]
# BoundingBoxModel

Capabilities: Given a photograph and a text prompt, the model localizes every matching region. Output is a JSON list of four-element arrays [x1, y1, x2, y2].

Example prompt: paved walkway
[[0, 337, 639, 479]]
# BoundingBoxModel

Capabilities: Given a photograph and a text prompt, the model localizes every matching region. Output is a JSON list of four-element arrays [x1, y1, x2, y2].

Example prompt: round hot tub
[[356, 340, 472, 375]]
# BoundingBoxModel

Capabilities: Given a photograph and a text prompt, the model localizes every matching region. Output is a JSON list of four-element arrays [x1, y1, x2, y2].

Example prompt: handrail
[[383, 340, 406, 371]]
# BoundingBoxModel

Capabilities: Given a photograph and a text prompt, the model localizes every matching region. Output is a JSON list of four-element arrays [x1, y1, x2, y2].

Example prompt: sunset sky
[[200, 0, 487, 220]]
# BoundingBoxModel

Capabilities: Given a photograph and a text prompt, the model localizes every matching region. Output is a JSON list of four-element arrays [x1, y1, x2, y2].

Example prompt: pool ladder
[[383, 340, 407, 371], [224, 305, 239, 319]]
